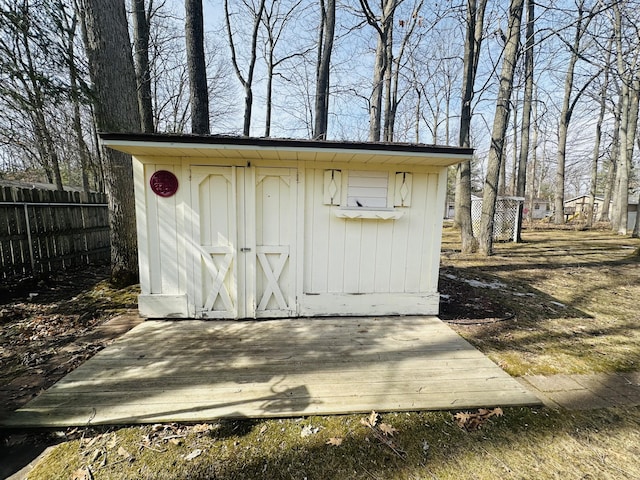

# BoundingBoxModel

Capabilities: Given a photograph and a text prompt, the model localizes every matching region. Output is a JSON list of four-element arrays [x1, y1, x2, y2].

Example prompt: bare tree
[[455, 0, 487, 253], [132, 0, 155, 132], [313, 0, 335, 140], [0, 0, 66, 190], [478, 0, 524, 256], [553, 1, 598, 224], [62, 6, 92, 191], [587, 36, 613, 227], [260, 0, 309, 137], [611, 1, 640, 235], [225, 0, 266, 136], [79, 0, 141, 286], [185, 0, 209, 134], [514, 0, 534, 240], [359, 0, 397, 142]]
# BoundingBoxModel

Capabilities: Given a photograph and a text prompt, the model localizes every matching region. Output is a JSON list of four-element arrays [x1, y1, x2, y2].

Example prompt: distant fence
[[0, 186, 110, 280]]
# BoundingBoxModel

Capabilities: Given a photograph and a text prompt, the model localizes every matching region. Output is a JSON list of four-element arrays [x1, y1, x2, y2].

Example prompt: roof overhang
[[99, 133, 473, 167]]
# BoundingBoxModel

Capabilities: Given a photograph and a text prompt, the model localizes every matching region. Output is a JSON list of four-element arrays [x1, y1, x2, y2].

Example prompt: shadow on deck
[[1, 316, 541, 427]]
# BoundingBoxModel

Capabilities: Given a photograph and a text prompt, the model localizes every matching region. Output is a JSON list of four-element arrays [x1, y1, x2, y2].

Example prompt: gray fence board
[[0, 186, 110, 280]]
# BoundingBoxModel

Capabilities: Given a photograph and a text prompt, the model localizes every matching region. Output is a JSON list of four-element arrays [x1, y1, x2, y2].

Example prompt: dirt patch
[[0, 265, 139, 416]]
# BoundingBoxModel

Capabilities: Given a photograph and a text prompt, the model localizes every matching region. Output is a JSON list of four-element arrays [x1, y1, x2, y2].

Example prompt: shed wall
[[133, 156, 448, 318]]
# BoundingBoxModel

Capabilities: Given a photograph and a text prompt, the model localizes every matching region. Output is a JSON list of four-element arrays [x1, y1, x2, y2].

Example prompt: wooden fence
[[0, 186, 110, 280]]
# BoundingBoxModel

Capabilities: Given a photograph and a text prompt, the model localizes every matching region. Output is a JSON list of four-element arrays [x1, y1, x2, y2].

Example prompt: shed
[[100, 134, 472, 319]]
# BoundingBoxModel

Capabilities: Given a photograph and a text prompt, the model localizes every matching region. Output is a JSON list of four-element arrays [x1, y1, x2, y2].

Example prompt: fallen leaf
[[191, 423, 212, 434], [360, 410, 379, 428], [326, 437, 343, 446], [379, 423, 398, 436], [106, 433, 118, 449], [368, 410, 379, 427], [117, 446, 133, 460], [454, 407, 503, 431], [184, 448, 203, 461], [259, 425, 268, 435]]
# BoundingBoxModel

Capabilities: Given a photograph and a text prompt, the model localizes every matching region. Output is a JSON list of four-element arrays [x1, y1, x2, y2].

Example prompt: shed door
[[190, 166, 297, 319]]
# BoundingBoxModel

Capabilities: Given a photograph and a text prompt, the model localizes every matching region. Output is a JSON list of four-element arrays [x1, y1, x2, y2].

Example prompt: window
[[346, 170, 388, 208]]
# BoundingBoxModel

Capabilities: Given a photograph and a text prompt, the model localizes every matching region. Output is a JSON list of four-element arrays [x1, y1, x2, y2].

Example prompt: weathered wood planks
[[1, 317, 541, 427]]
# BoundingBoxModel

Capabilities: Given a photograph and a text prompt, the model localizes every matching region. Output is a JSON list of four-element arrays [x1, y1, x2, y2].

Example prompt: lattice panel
[[471, 196, 523, 242]]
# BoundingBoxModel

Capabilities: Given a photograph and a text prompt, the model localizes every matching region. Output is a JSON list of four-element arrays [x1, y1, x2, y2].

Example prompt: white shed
[[101, 134, 472, 319]]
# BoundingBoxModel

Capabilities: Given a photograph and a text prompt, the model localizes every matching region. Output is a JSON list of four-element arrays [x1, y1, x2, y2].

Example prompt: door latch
[[240, 247, 251, 252]]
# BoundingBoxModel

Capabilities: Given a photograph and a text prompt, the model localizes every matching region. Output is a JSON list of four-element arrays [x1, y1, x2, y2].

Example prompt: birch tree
[[478, 0, 524, 256]]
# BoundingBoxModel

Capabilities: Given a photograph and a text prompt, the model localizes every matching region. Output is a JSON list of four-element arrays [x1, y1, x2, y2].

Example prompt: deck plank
[[1, 317, 540, 427]]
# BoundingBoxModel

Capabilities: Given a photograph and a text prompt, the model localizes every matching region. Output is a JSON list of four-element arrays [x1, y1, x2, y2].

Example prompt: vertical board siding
[[0, 186, 109, 280], [304, 169, 441, 296], [144, 164, 182, 295]]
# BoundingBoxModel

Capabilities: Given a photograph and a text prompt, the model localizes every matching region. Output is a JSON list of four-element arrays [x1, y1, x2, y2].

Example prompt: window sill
[[333, 208, 404, 220]]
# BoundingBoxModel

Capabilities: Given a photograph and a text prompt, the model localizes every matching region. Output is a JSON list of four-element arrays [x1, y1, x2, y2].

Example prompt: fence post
[[23, 203, 36, 274]]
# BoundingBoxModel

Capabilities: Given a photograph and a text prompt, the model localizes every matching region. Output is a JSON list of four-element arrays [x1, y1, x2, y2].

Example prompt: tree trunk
[[515, 0, 534, 240], [185, 0, 209, 134], [553, 2, 594, 224], [132, 0, 155, 132], [613, 4, 640, 235], [478, 0, 524, 256], [509, 90, 518, 196], [313, 0, 335, 140], [369, 33, 386, 142], [527, 92, 539, 222], [587, 38, 611, 227], [224, 0, 265, 136], [360, 0, 395, 142], [599, 96, 621, 223], [18, 11, 65, 191], [80, 0, 141, 287], [455, 0, 487, 254], [65, 11, 92, 192]]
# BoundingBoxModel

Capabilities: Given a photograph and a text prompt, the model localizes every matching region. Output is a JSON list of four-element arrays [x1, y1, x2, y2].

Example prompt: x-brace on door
[[190, 166, 297, 319]]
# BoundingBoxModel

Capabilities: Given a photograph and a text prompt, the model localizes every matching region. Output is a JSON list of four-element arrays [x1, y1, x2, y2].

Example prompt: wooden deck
[[1, 317, 540, 427]]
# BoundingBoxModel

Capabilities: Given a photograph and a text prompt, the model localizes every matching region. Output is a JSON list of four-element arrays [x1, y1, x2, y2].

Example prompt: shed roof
[[99, 133, 473, 167]]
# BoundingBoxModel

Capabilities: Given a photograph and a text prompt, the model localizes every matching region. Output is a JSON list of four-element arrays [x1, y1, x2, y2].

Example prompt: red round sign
[[150, 170, 179, 197]]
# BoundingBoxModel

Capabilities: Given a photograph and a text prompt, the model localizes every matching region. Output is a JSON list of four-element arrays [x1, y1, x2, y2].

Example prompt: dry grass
[[17, 227, 640, 479], [440, 227, 640, 376], [27, 407, 640, 479]]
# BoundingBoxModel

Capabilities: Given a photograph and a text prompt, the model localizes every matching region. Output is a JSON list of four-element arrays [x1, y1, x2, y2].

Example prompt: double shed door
[[190, 166, 297, 319]]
